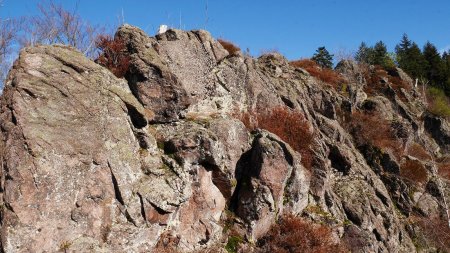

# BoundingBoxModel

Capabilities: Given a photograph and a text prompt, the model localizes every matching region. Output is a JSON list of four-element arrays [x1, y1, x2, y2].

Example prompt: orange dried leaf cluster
[[407, 142, 432, 161], [218, 39, 240, 55], [95, 35, 131, 78], [400, 159, 428, 185], [362, 65, 410, 101], [290, 59, 344, 87], [257, 215, 348, 253], [349, 111, 402, 159], [414, 215, 450, 252], [438, 161, 450, 180], [235, 106, 314, 170]]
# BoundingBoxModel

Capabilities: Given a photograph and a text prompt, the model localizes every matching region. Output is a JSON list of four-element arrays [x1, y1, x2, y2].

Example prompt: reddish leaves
[[235, 106, 314, 170], [290, 59, 344, 87], [412, 215, 450, 251], [95, 35, 130, 78], [257, 215, 348, 253], [218, 39, 240, 55], [348, 110, 402, 159], [400, 159, 428, 185]]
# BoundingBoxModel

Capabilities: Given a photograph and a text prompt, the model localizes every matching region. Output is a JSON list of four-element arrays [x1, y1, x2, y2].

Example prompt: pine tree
[[395, 34, 412, 65], [442, 51, 450, 95], [395, 34, 427, 79], [355, 42, 372, 64], [311, 46, 333, 69], [371, 41, 395, 69], [423, 42, 447, 89]]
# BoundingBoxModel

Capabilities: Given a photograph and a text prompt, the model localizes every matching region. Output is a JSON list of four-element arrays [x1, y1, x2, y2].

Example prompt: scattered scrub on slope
[[290, 59, 344, 88], [235, 106, 314, 170], [256, 215, 348, 253], [95, 34, 130, 78]]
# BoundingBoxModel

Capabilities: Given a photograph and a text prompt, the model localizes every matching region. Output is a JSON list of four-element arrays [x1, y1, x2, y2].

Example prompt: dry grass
[[218, 39, 240, 55], [235, 106, 314, 170], [95, 34, 131, 78], [256, 215, 348, 253], [290, 59, 344, 87]]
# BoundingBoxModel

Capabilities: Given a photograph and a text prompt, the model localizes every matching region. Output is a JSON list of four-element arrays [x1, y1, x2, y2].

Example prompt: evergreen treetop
[[311, 46, 334, 69]]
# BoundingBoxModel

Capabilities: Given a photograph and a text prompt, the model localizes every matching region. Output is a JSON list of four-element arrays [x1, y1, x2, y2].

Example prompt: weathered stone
[[1, 25, 448, 252]]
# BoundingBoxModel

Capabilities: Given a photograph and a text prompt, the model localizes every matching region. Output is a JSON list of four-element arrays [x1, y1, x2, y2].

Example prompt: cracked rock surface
[[0, 25, 449, 252]]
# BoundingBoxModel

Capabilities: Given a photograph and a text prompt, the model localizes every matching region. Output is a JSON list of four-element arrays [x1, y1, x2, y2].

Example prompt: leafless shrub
[[21, 0, 103, 57]]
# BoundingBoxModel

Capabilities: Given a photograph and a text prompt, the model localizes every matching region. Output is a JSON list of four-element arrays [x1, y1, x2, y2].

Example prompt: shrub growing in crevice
[[95, 34, 131, 78], [400, 159, 428, 185], [290, 59, 344, 88], [234, 106, 314, 170], [361, 65, 411, 101], [439, 163, 450, 180], [218, 39, 240, 55], [347, 110, 403, 160], [407, 142, 432, 161], [410, 215, 450, 251], [426, 87, 450, 118], [256, 215, 348, 253]]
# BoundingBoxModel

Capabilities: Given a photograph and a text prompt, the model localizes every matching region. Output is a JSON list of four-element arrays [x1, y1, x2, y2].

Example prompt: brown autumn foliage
[[437, 159, 450, 180], [218, 39, 240, 55], [348, 110, 402, 159], [362, 65, 410, 101], [412, 215, 450, 251], [95, 34, 130, 78], [407, 142, 432, 161], [235, 106, 314, 170], [399, 159, 428, 185], [256, 215, 348, 253], [290, 59, 344, 87]]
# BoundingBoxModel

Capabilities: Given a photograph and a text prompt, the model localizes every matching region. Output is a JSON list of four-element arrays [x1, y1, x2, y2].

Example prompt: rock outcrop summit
[[0, 25, 449, 252]]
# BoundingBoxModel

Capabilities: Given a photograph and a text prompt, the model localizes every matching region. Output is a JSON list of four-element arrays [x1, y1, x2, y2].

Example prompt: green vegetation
[[311, 46, 334, 69], [427, 87, 450, 118], [355, 41, 395, 69], [225, 235, 244, 253]]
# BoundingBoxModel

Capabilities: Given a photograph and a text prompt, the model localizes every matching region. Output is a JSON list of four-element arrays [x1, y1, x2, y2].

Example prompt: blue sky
[[1, 0, 450, 60]]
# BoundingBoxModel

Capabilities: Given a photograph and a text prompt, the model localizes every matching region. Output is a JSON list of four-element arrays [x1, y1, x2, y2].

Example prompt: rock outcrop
[[0, 25, 448, 252]]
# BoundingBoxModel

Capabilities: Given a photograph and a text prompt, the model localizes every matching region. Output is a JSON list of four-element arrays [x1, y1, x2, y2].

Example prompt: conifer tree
[[423, 42, 447, 89], [311, 46, 333, 69], [395, 34, 427, 79], [371, 41, 395, 69], [355, 42, 372, 64]]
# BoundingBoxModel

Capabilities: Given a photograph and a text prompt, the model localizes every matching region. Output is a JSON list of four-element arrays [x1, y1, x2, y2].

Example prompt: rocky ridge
[[0, 25, 449, 252]]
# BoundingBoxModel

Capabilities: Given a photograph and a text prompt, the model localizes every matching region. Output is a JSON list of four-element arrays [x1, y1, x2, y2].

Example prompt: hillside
[[0, 25, 449, 252]]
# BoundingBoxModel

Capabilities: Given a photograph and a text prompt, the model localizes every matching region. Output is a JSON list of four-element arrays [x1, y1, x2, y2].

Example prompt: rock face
[[0, 25, 449, 252]]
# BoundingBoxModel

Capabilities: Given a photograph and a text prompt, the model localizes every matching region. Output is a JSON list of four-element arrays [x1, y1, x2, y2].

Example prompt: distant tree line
[[354, 34, 450, 96], [307, 35, 450, 98]]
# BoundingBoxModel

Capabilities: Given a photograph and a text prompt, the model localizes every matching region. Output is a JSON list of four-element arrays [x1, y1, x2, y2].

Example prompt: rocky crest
[[0, 25, 449, 252]]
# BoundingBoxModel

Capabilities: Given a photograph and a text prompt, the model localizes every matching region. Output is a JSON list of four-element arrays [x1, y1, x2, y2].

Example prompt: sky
[[1, 0, 450, 60]]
